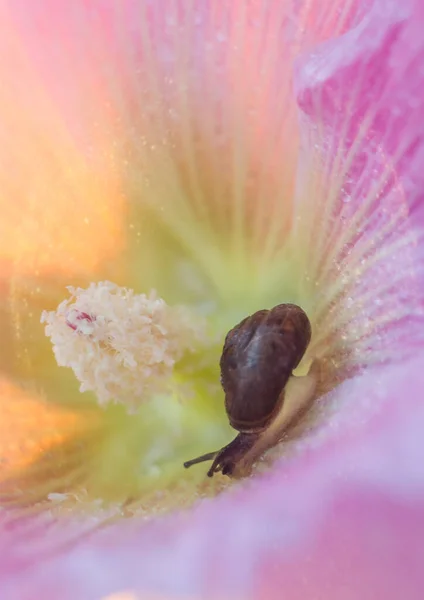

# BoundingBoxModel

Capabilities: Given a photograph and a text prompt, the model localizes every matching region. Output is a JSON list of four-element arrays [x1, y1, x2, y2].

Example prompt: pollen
[[41, 281, 206, 412]]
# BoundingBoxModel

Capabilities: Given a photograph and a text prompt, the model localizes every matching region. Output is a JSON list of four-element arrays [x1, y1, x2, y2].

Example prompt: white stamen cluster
[[41, 281, 205, 412]]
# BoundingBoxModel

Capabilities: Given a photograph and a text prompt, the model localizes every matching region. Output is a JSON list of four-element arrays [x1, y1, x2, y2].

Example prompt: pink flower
[[1, 0, 424, 599]]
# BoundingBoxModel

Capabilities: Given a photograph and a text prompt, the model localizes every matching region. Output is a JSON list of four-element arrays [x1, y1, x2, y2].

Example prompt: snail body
[[184, 303, 312, 478]]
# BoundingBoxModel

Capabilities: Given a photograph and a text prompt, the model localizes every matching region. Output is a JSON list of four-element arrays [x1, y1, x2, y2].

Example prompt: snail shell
[[220, 303, 311, 433], [183, 303, 312, 477]]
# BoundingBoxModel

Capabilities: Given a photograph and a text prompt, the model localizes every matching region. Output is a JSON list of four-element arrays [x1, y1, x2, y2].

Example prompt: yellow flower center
[[2, 219, 328, 519]]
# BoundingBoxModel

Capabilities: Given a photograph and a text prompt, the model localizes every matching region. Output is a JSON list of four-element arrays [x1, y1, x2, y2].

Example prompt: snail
[[184, 303, 313, 478]]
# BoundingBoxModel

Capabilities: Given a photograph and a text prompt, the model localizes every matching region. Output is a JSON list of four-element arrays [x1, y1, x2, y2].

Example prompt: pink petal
[[297, 0, 424, 215], [2, 0, 362, 259], [3, 356, 424, 599], [296, 0, 424, 234], [294, 0, 424, 372]]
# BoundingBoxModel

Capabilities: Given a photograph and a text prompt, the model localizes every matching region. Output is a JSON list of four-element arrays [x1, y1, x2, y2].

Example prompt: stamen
[[41, 281, 207, 413]]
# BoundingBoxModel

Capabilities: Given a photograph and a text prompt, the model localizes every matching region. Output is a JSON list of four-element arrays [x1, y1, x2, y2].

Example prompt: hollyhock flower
[[1, 0, 424, 598]]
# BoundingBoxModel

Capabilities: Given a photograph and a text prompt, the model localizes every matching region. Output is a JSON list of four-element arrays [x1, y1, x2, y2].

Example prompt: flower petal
[[2, 355, 424, 599], [1, 0, 359, 303], [0, 3, 126, 279], [293, 0, 424, 375]]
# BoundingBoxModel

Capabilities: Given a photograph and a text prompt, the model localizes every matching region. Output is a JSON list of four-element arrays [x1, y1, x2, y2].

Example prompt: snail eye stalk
[[183, 451, 219, 469]]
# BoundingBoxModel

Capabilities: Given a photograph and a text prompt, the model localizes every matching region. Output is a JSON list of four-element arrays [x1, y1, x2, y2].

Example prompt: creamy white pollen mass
[[41, 281, 205, 412]]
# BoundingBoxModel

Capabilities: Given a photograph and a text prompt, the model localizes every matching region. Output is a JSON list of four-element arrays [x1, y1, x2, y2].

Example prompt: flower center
[[4, 231, 331, 519], [4, 183, 420, 520], [35, 278, 322, 515]]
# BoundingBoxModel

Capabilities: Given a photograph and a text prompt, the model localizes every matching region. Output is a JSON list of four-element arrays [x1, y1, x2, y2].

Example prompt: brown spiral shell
[[220, 303, 311, 433]]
